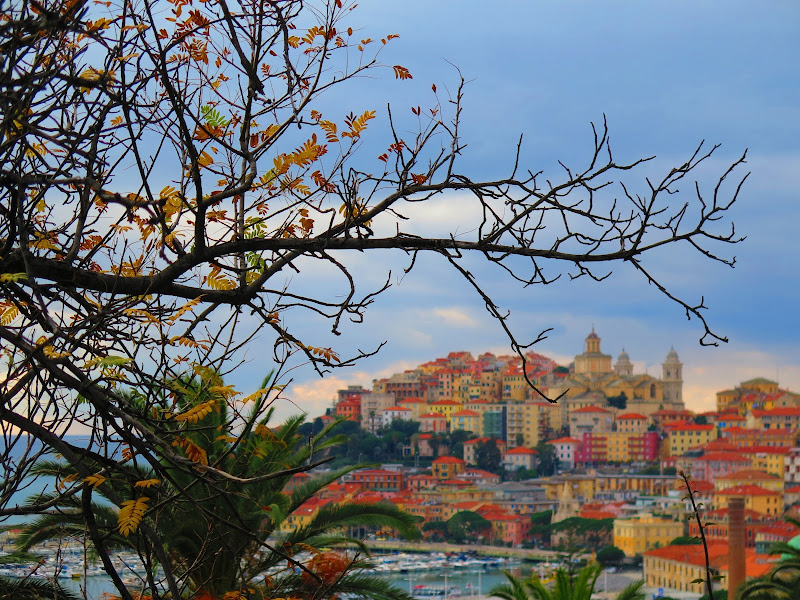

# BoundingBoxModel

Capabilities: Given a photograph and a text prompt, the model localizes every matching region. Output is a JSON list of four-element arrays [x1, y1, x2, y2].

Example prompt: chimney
[[728, 497, 746, 600]]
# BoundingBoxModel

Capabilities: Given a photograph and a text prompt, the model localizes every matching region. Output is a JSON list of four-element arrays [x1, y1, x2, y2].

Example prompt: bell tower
[[662, 347, 683, 408]]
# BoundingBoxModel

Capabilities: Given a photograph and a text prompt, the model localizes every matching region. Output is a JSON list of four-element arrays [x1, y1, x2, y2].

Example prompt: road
[[365, 539, 587, 561]]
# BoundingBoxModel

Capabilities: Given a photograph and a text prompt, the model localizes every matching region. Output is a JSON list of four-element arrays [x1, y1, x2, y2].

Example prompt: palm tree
[[739, 522, 800, 600], [15, 373, 418, 600], [489, 563, 645, 600], [0, 576, 82, 600]]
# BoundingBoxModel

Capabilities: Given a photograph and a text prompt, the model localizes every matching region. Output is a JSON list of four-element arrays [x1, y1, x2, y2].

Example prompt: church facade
[[547, 330, 685, 419]]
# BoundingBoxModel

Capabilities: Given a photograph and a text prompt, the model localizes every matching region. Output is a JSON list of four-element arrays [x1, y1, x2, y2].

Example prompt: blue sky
[[251, 1, 800, 419]]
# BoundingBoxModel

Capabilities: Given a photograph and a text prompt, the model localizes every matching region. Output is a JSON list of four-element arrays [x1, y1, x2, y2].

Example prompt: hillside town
[[290, 330, 800, 597]]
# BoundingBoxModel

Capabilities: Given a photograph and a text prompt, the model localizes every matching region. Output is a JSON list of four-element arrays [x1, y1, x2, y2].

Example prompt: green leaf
[[200, 105, 229, 127]]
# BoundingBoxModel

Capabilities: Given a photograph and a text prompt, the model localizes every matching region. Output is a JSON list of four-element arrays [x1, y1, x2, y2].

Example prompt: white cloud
[[430, 307, 479, 328], [276, 360, 421, 420]]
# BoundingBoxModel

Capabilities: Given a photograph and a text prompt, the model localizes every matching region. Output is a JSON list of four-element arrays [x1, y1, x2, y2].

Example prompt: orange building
[[432, 456, 466, 480], [348, 469, 405, 492]]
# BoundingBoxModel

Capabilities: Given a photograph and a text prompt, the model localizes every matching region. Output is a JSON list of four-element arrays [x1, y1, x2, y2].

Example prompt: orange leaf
[[393, 65, 412, 80]]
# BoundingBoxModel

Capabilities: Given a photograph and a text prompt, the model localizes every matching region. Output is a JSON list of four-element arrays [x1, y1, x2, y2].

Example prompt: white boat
[[411, 584, 462, 599]]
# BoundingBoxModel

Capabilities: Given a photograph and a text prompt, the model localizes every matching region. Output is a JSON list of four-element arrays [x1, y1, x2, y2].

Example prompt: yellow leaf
[[134, 478, 161, 488], [167, 296, 204, 324], [118, 496, 149, 537], [173, 398, 217, 423], [197, 151, 214, 168], [84, 474, 107, 488], [208, 384, 237, 399]]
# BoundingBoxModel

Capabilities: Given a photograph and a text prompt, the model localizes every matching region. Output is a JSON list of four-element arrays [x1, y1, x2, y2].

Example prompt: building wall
[[613, 514, 684, 557]]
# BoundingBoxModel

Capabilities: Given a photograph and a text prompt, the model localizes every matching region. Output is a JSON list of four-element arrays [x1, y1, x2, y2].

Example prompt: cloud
[[430, 307, 479, 328], [276, 360, 421, 420]]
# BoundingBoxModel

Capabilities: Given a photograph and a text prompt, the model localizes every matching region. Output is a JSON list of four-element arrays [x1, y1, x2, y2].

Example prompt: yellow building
[[716, 378, 800, 414], [546, 332, 685, 413], [613, 514, 684, 557], [450, 409, 480, 434], [397, 397, 429, 420], [737, 447, 788, 478], [715, 485, 783, 516], [540, 476, 597, 502], [714, 469, 784, 493], [666, 423, 716, 456], [432, 456, 466, 480], [507, 402, 549, 448], [644, 543, 771, 595], [615, 412, 650, 433], [429, 399, 460, 422]]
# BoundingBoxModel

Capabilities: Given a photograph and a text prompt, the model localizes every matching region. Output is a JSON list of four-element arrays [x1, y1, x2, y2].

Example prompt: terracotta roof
[[753, 407, 800, 417], [462, 469, 500, 478], [616, 413, 648, 420], [580, 509, 616, 520], [676, 479, 715, 492], [547, 437, 582, 445], [571, 405, 611, 414], [453, 409, 479, 417], [465, 437, 492, 445], [644, 543, 728, 566], [717, 469, 781, 481], [431, 399, 460, 406], [419, 412, 445, 419], [505, 447, 539, 455], [697, 451, 750, 463], [668, 423, 715, 432], [717, 484, 780, 496], [739, 445, 790, 454], [385, 406, 410, 411]]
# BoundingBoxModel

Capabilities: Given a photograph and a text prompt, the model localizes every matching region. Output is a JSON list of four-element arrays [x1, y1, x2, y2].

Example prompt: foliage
[[421, 520, 449, 542], [14, 379, 418, 600], [530, 510, 553, 546], [535, 442, 558, 476], [596, 545, 626, 567], [669, 536, 703, 546], [476, 439, 503, 474], [0, 0, 748, 596], [739, 517, 800, 599], [0, 576, 82, 600], [607, 392, 628, 411], [551, 518, 614, 552], [446, 511, 492, 543], [489, 563, 645, 600], [513, 467, 538, 481]]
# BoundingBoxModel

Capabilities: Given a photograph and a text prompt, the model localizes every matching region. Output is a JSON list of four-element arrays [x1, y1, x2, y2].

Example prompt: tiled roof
[[571, 405, 611, 414], [547, 437, 582, 445], [505, 447, 539, 455], [644, 543, 728, 566], [616, 413, 648, 420], [717, 469, 781, 481], [717, 484, 779, 497]]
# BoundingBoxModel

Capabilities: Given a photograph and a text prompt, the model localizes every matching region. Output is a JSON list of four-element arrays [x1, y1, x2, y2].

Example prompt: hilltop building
[[548, 329, 685, 418]]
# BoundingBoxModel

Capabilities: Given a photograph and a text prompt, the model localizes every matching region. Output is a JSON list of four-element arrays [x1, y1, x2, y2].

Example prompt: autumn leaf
[[118, 496, 149, 537], [393, 65, 412, 80], [84, 474, 107, 488], [173, 398, 217, 423], [134, 478, 161, 488]]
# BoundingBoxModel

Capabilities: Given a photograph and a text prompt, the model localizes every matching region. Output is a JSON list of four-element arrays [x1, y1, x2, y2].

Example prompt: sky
[[243, 1, 800, 420]]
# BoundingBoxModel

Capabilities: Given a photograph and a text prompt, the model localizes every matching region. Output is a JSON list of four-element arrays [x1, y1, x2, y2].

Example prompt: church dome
[[617, 349, 631, 362], [665, 347, 680, 362]]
